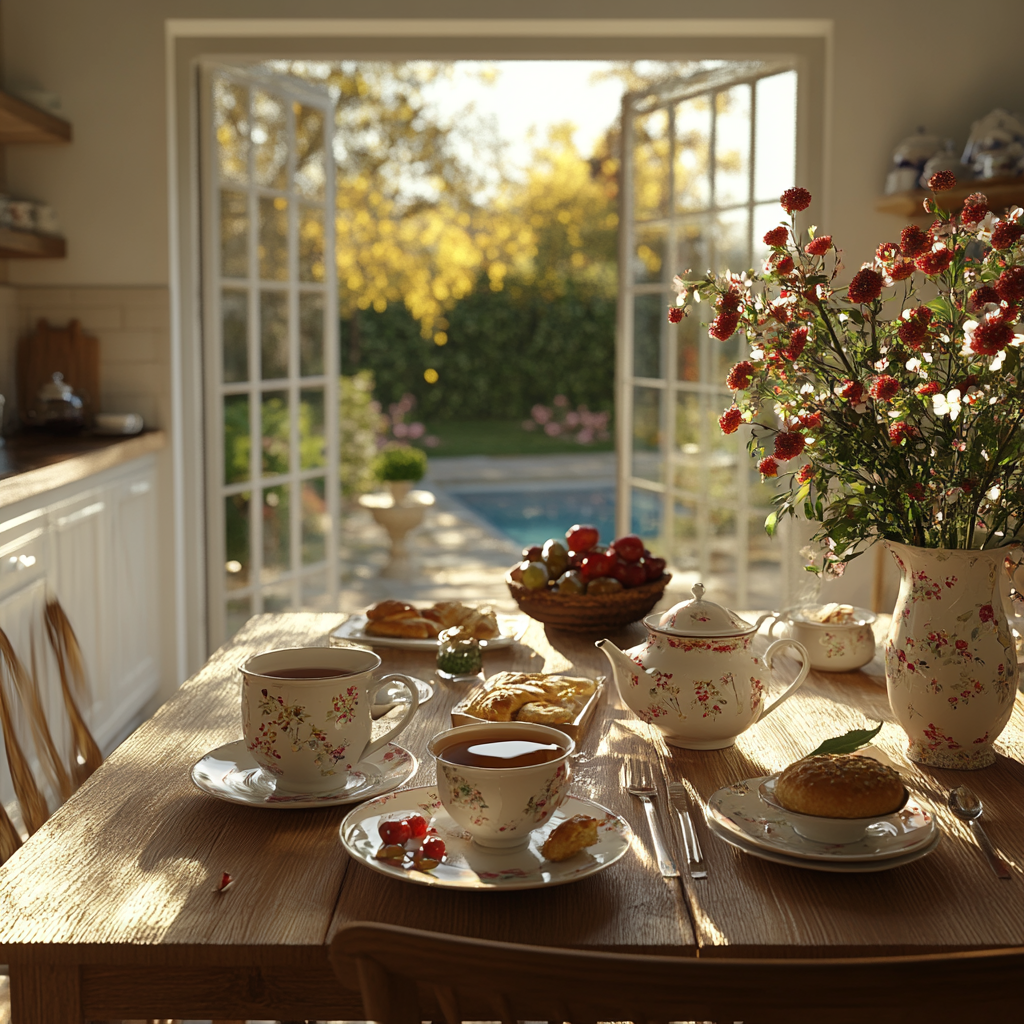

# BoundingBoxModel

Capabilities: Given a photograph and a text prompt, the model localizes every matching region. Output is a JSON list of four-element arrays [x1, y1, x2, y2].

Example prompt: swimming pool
[[443, 482, 661, 549]]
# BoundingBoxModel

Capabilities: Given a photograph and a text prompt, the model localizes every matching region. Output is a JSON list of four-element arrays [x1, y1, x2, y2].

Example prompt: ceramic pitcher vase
[[884, 541, 1019, 769]]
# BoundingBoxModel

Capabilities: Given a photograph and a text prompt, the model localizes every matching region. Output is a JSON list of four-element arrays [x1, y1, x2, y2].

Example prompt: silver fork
[[625, 756, 680, 878]]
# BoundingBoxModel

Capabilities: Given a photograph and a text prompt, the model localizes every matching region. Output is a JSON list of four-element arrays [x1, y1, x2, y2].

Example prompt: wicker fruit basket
[[505, 569, 672, 633]]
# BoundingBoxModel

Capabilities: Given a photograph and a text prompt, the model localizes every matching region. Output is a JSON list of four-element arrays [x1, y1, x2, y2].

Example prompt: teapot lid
[[645, 582, 755, 637]]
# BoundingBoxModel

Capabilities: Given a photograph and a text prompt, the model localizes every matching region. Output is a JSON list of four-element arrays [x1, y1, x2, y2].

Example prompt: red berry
[[642, 556, 667, 581], [378, 819, 411, 845], [421, 837, 446, 861], [580, 551, 615, 581], [565, 524, 599, 552], [619, 562, 648, 588], [567, 549, 586, 568], [522, 545, 543, 562], [405, 814, 428, 839], [609, 534, 644, 562]]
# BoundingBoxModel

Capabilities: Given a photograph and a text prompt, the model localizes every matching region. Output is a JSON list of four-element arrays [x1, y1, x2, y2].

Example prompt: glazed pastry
[[516, 701, 574, 725], [366, 600, 418, 622], [775, 754, 905, 818], [541, 814, 599, 861], [467, 683, 551, 722], [365, 616, 439, 639], [422, 601, 472, 629]]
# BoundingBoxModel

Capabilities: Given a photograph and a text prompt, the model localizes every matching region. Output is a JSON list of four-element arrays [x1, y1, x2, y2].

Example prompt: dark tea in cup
[[437, 733, 563, 769]]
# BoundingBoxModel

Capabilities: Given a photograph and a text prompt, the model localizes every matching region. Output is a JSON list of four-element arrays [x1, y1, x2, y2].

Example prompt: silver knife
[[668, 781, 707, 879]]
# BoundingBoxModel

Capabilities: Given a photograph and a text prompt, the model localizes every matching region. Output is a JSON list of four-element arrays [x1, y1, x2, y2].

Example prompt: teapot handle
[[757, 638, 810, 721]]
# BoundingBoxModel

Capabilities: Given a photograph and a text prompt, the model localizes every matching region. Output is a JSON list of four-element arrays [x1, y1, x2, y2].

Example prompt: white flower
[[931, 389, 962, 421], [905, 357, 924, 374]]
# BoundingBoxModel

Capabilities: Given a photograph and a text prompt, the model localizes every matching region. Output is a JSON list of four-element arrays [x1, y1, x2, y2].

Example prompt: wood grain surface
[[0, 610, 1020, 1023]]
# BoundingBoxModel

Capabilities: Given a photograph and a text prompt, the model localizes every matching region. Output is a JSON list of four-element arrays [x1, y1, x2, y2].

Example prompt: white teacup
[[241, 646, 419, 794], [428, 722, 574, 851]]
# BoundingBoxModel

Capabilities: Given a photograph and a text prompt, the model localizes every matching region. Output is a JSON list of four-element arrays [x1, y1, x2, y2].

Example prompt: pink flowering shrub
[[671, 180, 1024, 573], [375, 392, 438, 449], [522, 394, 610, 444]]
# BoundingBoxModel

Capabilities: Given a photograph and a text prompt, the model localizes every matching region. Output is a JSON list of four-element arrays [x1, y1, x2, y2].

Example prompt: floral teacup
[[765, 605, 877, 672], [428, 722, 574, 850], [241, 646, 419, 794]]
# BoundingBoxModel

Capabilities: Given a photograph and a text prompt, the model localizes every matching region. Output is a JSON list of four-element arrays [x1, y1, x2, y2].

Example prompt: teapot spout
[[595, 637, 634, 687]]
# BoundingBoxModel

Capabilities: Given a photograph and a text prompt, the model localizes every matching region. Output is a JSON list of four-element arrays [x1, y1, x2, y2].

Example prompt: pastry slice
[[541, 815, 599, 862], [515, 701, 574, 725]]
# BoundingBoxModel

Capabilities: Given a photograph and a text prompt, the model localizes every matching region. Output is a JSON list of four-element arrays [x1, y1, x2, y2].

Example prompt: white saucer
[[707, 816, 942, 873], [372, 675, 434, 717], [340, 786, 631, 890], [191, 739, 417, 809], [706, 776, 938, 862]]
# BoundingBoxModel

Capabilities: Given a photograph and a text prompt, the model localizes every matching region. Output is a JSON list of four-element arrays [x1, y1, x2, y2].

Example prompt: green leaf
[[806, 722, 883, 757]]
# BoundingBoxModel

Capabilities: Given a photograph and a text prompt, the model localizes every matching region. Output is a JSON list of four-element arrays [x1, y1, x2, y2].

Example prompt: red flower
[[805, 234, 832, 256], [907, 482, 927, 501], [996, 266, 1024, 302], [888, 260, 915, 281], [780, 187, 812, 212], [847, 268, 883, 303], [969, 285, 1002, 310], [970, 319, 1014, 355], [889, 421, 917, 444], [875, 241, 900, 263], [771, 253, 795, 275], [758, 456, 779, 477], [763, 226, 788, 246], [773, 431, 806, 461], [796, 463, 814, 483], [717, 289, 743, 312], [667, 306, 685, 324], [870, 375, 900, 400], [726, 360, 754, 390], [916, 381, 941, 396], [798, 410, 822, 428], [961, 193, 989, 224], [719, 406, 743, 435], [784, 326, 808, 359], [898, 307, 932, 348], [915, 248, 954, 275], [900, 225, 930, 258], [838, 379, 864, 403], [928, 170, 957, 192], [990, 220, 1023, 250], [709, 312, 740, 341]]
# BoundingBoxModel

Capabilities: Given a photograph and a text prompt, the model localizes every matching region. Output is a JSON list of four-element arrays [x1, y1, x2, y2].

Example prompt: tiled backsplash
[[0, 285, 171, 430]]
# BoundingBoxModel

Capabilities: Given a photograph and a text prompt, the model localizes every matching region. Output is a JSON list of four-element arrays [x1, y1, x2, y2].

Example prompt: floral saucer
[[190, 740, 417, 809], [706, 776, 938, 862], [339, 786, 631, 890]]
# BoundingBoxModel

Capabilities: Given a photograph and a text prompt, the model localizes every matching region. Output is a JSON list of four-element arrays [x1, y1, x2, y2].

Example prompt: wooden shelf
[[877, 175, 1024, 218], [0, 228, 65, 258], [0, 91, 70, 144]]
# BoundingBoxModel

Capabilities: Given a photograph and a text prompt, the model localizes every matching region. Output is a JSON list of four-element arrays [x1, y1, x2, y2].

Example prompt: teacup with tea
[[241, 646, 420, 794], [428, 721, 574, 850]]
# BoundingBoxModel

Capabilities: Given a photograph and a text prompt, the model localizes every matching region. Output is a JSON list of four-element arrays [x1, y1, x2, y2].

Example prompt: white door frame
[[165, 17, 831, 679]]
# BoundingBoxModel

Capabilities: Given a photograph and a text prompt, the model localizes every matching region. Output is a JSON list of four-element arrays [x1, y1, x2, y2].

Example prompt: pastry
[[541, 814, 599, 861], [364, 616, 439, 640], [467, 683, 551, 722], [422, 601, 472, 629], [516, 701, 574, 725], [774, 754, 905, 818], [366, 600, 418, 622]]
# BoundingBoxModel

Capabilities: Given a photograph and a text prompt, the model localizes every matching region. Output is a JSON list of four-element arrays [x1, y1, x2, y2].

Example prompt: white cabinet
[[0, 454, 159, 762]]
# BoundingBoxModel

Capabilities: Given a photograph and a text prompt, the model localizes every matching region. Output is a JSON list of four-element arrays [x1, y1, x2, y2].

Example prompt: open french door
[[200, 63, 340, 645], [616, 62, 802, 610]]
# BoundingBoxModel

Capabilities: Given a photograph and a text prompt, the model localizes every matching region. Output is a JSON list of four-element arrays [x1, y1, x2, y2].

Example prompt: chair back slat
[[330, 921, 1024, 1024]]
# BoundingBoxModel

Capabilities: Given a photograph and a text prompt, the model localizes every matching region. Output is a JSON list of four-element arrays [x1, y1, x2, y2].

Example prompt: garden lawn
[[421, 419, 614, 457]]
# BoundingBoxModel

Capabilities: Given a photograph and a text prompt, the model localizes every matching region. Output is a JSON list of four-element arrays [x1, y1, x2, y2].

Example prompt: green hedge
[[343, 281, 616, 421]]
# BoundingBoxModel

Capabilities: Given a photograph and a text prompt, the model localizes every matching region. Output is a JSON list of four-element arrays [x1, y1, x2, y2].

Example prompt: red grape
[[643, 556, 667, 581], [565, 524, 599, 553], [378, 819, 412, 845], [421, 836, 446, 861], [618, 561, 647, 588], [522, 545, 543, 562], [405, 814, 428, 839], [580, 551, 615, 580], [610, 534, 644, 563]]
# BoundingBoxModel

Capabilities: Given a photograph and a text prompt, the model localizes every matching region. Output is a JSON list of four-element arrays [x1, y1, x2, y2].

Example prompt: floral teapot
[[597, 583, 810, 750]]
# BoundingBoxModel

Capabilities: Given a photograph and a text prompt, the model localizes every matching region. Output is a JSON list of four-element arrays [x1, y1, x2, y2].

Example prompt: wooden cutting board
[[17, 319, 100, 425]]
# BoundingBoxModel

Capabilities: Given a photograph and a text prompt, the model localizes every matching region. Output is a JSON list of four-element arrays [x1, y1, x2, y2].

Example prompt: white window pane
[[754, 71, 797, 201]]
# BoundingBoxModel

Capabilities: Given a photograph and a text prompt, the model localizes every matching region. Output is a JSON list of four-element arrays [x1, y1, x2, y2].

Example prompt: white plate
[[372, 675, 435, 715], [706, 815, 942, 873], [339, 786, 631, 890], [706, 776, 938, 862], [190, 739, 417, 809], [331, 613, 524, 651]]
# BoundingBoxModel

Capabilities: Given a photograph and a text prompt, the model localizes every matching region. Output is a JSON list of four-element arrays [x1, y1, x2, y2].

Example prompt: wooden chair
[[329, 921, 1024, 1024]]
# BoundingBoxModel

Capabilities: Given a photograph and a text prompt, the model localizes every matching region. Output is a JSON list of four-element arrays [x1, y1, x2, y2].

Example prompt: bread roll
[[775, 754, 904, 818], [366, 600, 418, 622]]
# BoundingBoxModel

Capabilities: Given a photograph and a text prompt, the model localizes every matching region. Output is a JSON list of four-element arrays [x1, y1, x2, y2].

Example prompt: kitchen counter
[[0, 430, 165, 509]]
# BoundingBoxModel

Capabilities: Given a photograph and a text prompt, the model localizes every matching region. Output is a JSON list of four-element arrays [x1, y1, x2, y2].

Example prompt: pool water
[[445, 483, 660, 549]]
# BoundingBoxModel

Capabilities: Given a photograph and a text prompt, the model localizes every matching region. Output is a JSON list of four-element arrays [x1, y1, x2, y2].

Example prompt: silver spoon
[[947, 785, 1012, 880]]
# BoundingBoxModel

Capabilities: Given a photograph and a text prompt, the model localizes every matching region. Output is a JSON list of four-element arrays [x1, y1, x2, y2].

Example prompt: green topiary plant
[[371, 444, 427, 483]]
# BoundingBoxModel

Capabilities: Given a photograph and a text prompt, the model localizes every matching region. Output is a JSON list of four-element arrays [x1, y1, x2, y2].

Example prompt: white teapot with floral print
[[597, 584, 810, 749]]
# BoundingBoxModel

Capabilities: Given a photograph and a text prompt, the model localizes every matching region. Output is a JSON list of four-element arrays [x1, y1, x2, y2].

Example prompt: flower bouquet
[[671, 177, 1023, 767]]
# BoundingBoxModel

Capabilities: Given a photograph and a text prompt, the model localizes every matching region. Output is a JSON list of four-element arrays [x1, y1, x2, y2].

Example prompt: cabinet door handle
[[56, 501, 105, 527]]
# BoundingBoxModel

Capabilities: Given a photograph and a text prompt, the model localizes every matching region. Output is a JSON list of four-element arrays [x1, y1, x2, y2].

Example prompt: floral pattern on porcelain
[[523, 762, 569, 824], [438, 765, 490, 825], [884, 541, 1019, 769]]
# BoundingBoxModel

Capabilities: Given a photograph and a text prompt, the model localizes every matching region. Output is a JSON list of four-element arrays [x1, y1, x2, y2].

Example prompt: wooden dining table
[[0, 609, 1021, 1023]]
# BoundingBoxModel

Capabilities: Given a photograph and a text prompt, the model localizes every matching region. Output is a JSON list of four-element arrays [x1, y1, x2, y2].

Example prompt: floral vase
[[884, 540, 1020, 769]]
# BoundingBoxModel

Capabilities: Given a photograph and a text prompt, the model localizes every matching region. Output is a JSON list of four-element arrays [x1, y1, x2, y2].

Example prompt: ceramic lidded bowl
[[764, 605, 877, 672]]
